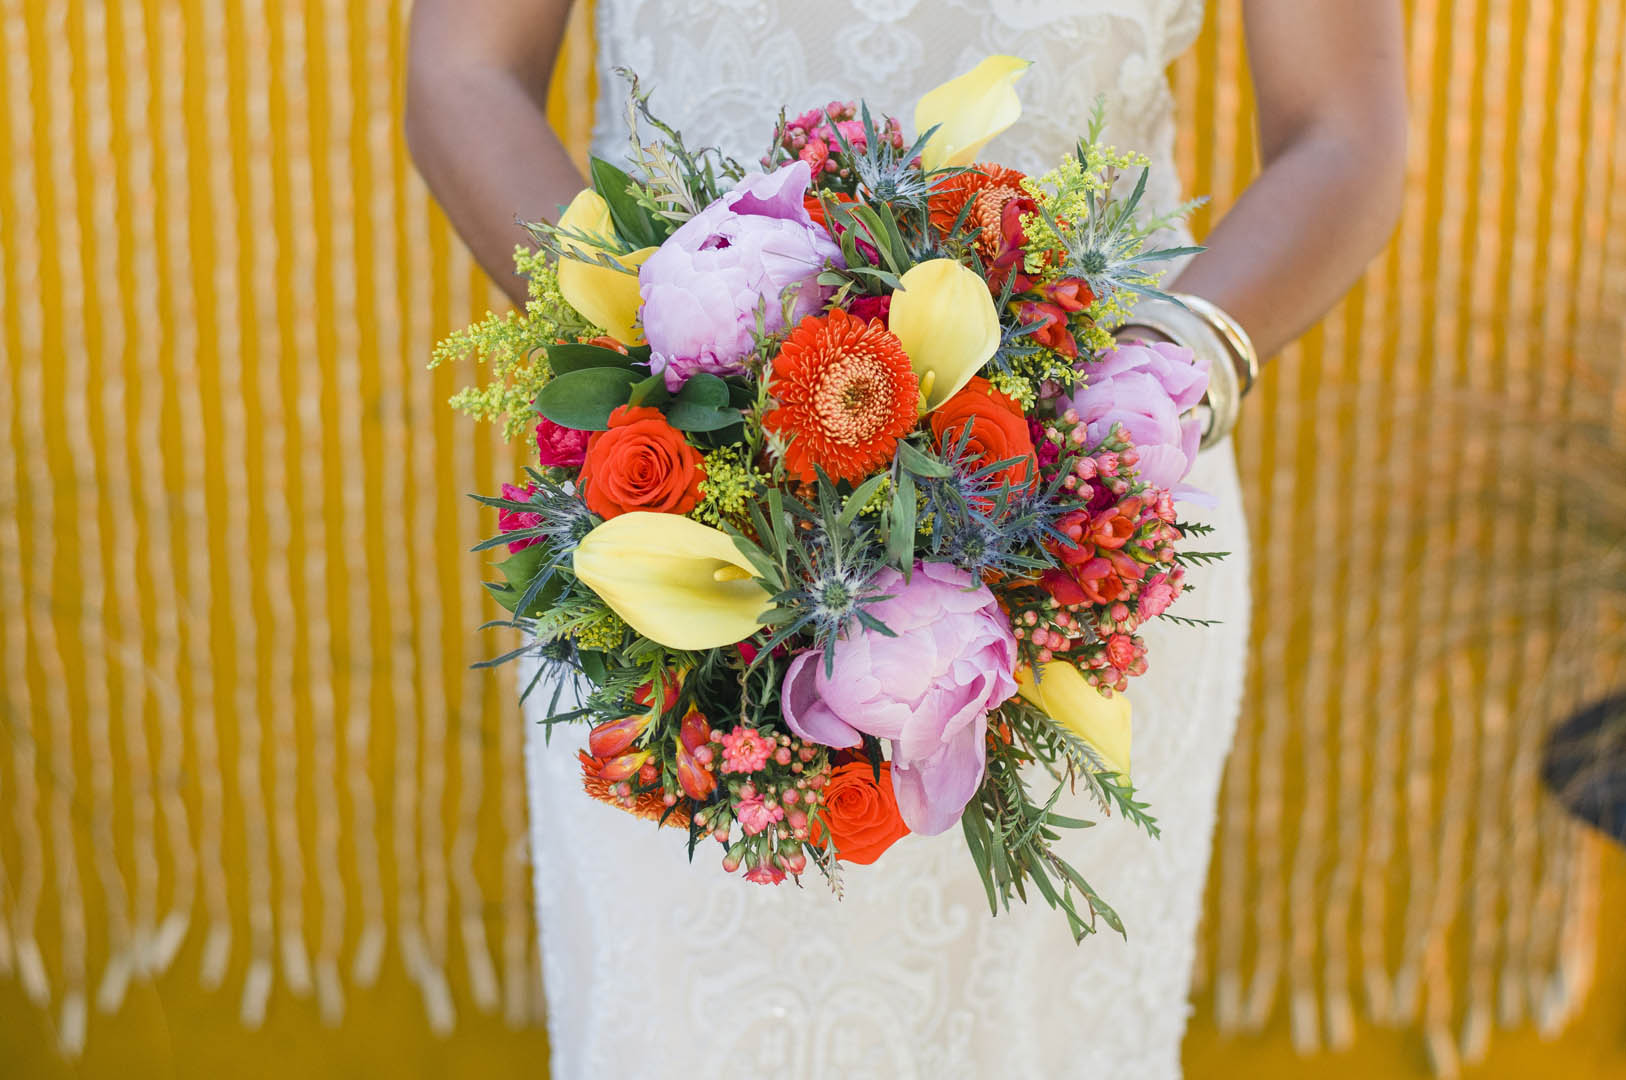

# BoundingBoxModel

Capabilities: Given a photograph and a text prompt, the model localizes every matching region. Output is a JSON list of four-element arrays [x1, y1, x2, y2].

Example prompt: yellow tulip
[[555, 188, 657, 346], [889, 258, 1001, 410], [1016, 662, 1133, 777], [914, 55, 1031, 172], [572, 512, 772, 650]]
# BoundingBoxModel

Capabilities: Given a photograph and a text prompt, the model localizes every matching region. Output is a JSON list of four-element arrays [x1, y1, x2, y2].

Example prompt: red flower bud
[[595, 750, 651, 783], [1040, 276, 1093, 312], [674, 739, 717, 800], [588, 712, 651, 759], [680, 708, 711, 752]]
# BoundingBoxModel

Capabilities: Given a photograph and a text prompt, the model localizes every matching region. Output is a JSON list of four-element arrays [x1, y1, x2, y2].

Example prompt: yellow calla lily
[[555, 188, 657, 346], [572, 512, 772, 650], [914, 55, 1031, 172], [889, 258, 1001, 411], [1016, 662, 1133, 777]]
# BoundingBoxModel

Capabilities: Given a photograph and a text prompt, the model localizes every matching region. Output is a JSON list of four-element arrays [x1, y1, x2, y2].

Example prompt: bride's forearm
[[406, 0, 580, 307], [1157, 0, 1407, 362], [1167, 122, 1405, 359]]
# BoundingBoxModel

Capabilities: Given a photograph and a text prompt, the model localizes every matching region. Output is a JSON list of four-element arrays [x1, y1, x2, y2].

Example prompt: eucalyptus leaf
[[534, 367, 642, 430]]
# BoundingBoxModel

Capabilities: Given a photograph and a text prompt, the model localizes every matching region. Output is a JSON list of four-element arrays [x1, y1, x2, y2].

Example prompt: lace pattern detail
[[527, 4, 1245, 1077]]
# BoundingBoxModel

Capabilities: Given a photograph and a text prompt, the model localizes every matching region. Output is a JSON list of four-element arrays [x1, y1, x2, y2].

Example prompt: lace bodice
[[590, 0, 1206, 220], [525, 4, 1248, 1078]]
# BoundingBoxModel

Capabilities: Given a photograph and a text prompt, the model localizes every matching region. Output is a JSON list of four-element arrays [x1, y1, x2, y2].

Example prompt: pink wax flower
[[535, 415, 590, 468], [743, 863, 786, 886], [719, 725, 775, 774], [780, 562, 1019, 836], [734, 793, 785, 836], [638, 160, 843, 389], [497, 483, 542, 553], [1069, 340, 1210, 494]]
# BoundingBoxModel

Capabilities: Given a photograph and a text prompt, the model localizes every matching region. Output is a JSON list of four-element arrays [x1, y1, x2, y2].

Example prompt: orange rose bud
[[579, 405, 706, 520], [588, 713, 651, 759], [674, 738, 716, 800], [812, 761, 911, 865]]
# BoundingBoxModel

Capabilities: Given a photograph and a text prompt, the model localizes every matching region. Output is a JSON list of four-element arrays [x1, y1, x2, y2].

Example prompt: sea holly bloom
[[762, 308, 918, 483], [497, 483, 542, 553], [720, 725, 775, 774], [929, 377, 1038, 499]]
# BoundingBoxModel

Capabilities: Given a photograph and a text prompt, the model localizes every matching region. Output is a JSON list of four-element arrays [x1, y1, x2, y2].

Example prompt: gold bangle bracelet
[[1113, 299, 1241, 448], [1172, 292, 1259, 397]]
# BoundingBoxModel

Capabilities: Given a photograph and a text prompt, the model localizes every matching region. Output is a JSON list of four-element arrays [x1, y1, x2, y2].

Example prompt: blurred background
[[1, 0, 1622, 1076]]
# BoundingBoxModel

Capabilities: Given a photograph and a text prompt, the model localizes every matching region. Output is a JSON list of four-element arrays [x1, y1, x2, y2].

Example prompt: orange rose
[[929, 376, 1038, 495], [579, 405, 705, 519], [813, 761, 910, 865]]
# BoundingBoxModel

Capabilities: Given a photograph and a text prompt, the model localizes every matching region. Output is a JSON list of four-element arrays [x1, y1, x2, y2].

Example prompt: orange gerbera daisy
[[764, 308, 919, 484]]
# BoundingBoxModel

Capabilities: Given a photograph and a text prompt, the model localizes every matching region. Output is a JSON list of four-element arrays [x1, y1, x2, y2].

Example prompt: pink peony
[[638, 161, 843, 389], [535, 416, 590, 468], [780, 562, 1020, 836], [497, 483, 542, 553], [734, 792, 785, 836], [1069, 341, 1210, 493]]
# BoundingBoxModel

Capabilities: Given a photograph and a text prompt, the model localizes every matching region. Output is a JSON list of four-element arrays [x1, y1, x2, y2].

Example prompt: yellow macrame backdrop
[[0, 1, 1621, 1077]]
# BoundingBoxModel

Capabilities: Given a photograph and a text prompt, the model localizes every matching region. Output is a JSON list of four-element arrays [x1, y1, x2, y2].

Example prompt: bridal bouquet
[[435, 57, 1221, 940]]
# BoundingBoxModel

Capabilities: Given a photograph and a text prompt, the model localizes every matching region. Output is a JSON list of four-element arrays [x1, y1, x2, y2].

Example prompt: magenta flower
[[1069, 340, 1210, 493], [638, 160, 842, 389], [497, 483, 542, 553], [535, 416, 590, 468], [780, 563, 1019, 835]]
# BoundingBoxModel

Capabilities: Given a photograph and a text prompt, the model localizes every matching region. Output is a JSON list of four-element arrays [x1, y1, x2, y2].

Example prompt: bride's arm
[[405, 0, 582, 306], [1129, 1, 1407, 359]]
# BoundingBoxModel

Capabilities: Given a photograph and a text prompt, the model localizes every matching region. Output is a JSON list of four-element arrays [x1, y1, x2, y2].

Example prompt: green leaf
[[534, 367, 642, 430], [546, 342, 649, 375], [486, 544, 560, 617], [664, 373, 740, 431], [837, 472, 889, 530], [895, 440, 952, 478], [588, 156, 665, 248], [626, 372, 672, 408], [886, 472, 916, 569]]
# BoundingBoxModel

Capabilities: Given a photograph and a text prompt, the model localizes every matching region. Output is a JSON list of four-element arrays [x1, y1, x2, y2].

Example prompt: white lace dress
[[521, 2, 1250, 1076]]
